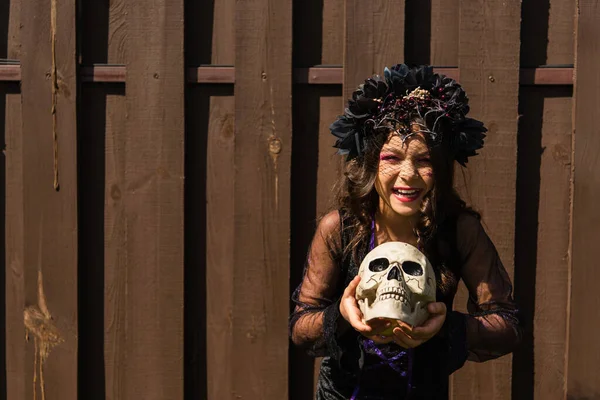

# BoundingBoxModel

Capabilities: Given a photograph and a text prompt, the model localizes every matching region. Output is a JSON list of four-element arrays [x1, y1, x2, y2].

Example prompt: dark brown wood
[[232, 0, 292, 397], [19, 0, 79, 397], [452, 1, 522, 399], [205, 92, 235, 400], [567, 2, 600, 398], [323, 0, 344, 65], [294, 67, 343, 84], [202, 1, 235, 398], [344, 1, 374, 100], [122, 0, 185, 398], [189, 66, 235, 83], [520, 68, 573, 86], [0, 64, 19, 81], [4, 2, 25, 399], [0, 64, 576, 85], [516, 86, 573, 400], [81, 65, 126, 83], [431, 0, 459, 66], [101, 1, 128, 398], [3, 81, 24, 400], [373, 0, 405, 72], [515, 1, 575, 398]]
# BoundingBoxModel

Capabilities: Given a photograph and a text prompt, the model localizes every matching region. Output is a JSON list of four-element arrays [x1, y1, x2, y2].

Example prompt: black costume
[[290, 211, 521, 399]]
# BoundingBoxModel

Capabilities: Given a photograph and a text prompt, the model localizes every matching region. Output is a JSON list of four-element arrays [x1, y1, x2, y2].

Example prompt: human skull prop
[[356, 242, 436, 327]]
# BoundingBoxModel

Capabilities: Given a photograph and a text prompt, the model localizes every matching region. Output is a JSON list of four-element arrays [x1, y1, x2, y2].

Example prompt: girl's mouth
[[392, 187, 422, 203]]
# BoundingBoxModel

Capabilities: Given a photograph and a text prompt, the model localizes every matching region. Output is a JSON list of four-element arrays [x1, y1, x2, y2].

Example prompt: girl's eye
[[380, 154, 399, 162]]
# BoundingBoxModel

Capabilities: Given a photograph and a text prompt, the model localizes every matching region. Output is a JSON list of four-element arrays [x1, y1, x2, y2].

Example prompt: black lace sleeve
[[289, 210, 351, 358], [452, 213, 523, 362]]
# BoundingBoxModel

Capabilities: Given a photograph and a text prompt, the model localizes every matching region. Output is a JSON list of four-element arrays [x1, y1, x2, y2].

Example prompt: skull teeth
[[377, 291, 409, 305]]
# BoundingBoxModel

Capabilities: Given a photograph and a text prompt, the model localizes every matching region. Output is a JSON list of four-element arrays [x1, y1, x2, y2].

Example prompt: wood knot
[[269, 137, 282, 154], [24, 306, 63, 361]]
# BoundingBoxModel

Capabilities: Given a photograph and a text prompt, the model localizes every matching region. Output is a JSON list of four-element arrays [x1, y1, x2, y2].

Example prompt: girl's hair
[[330, 118, 479, 291]]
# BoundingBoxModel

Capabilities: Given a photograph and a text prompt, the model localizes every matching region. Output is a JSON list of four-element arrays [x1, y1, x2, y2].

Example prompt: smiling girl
[[289, 64, 522, 399]]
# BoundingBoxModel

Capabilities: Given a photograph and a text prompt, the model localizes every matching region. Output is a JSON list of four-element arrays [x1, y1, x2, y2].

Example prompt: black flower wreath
[[330, 64, 486, 166]]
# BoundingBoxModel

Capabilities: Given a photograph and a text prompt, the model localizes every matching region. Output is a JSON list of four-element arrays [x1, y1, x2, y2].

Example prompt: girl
[[289, 64, 522, 399]]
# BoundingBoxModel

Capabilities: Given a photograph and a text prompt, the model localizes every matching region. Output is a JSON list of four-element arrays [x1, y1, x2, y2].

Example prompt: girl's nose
[[399, 162, 419, 180]]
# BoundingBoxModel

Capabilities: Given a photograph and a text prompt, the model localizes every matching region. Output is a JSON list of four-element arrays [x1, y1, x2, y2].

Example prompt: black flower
[[330, 63, 487, 164]]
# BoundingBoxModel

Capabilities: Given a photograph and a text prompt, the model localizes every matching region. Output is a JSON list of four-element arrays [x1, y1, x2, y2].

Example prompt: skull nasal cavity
[[387, 266, 401, 281]]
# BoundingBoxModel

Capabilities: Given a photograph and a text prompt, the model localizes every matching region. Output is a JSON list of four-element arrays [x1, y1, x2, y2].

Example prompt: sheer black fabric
[[289, 210, 522, 399]]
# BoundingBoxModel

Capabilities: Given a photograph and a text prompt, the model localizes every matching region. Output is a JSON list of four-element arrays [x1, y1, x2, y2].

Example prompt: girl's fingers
[[411, 303, 447, 337], [343, 275, 361, 297], [342, 299, 371, 332], [367, 334, 396, 345], [392, 327, 422, 348]]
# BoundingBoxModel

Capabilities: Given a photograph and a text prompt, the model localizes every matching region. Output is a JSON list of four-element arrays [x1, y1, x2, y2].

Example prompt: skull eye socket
[[369, 258, 390, 272], [401, 261, 423, 276]]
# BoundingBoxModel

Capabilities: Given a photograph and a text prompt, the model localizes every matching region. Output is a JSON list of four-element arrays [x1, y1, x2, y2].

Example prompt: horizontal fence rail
[[0, 63, 575, 85]]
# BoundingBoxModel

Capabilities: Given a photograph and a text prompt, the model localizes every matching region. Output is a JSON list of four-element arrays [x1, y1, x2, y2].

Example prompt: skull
[[356, 242, 436, 327]]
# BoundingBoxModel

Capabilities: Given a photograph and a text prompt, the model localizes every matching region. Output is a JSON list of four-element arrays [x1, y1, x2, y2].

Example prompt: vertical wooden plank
[[104, 2, 127, 399], [206, 2, 234, 399], [567, 1, 600, 398], [514, 86, 573, 400], [204, 91, 235, 400], [3, 1, 23, 398], [430, 0, 459, 66], [79, 1, 128, 398], [344, 1, 373, 100], [323, 0, 344, 65], [19, 0, 79, 398], [232, 0, 292, 397], [103, 87, 127, 400], [345, 0, 405, 100], [291, 2, 345, 397], [452, 1, 521, 400], [521, 0, 574, 67], [373, 1, 405, 72], [122, 0, 185, 398], [3, 80, 23, 400]]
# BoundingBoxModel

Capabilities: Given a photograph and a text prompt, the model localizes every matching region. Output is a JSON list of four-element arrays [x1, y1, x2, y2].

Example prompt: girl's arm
[[289, 211, 350, 357], [454, 213, 523, 362]]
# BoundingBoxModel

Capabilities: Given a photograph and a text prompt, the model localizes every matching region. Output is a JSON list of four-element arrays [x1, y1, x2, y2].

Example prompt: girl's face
[[375, 130, 434, 219]]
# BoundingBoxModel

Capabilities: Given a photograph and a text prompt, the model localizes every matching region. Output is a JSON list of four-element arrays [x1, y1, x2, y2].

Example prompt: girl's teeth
[[395, 190, 418, 195]]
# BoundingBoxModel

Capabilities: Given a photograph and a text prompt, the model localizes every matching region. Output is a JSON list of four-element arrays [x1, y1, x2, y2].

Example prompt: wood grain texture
[[567, 1, 600, 398], [122, 0, 185, 398], [206, 93, 235, 400], [204, 10, 235, 395], [452, 1, 521, 399], [232, 0, 292, 397], [521, 0, 574, 67], [3, 81, 24, 400], [344, 1, 374, 100], [103, 89, 127, 400], [19, 0, 79, 398], [373, 0, 404, 72], [103, 2, 127, 398], [532, 90, 572, 399], [4, 1, 24, 399], [344, 0, 405, 99], [514, 86, 573, 400], [323, 0, 344, 65], [430, 0, 459, 66]]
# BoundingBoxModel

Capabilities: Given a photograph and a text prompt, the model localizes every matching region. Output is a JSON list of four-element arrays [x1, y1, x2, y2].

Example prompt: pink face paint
[[379, 152, 398, 161]]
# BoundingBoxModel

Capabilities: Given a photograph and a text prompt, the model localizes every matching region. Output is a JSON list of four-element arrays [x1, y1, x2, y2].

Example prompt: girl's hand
[[387, 302, 447, 348], [339, 276, 394, 343]]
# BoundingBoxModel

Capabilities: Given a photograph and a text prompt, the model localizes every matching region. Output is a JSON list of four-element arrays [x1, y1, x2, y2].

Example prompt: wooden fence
[[1, 0, 599, 399]]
